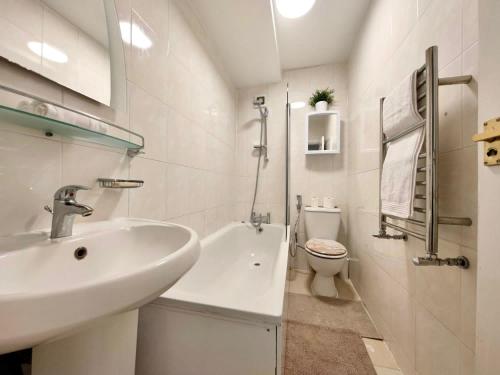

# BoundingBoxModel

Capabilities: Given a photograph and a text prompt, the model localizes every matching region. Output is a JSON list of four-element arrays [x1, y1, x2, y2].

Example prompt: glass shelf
[[0, 84, 144, 155]]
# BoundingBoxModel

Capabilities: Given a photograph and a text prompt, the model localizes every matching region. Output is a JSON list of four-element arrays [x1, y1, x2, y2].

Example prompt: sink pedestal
[[32, 310, 138, 375]]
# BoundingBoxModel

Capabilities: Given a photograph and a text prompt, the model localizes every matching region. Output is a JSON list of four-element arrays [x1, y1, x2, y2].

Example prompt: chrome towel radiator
[[374, 46, 472, 269]]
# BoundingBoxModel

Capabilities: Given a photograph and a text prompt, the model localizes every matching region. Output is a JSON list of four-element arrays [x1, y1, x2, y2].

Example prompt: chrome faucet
[[44, 185, 94, 239], [251, 211, 271, 231]]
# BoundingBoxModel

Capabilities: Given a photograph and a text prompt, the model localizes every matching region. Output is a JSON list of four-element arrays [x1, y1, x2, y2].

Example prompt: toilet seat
[[305, 238, 347, 259]]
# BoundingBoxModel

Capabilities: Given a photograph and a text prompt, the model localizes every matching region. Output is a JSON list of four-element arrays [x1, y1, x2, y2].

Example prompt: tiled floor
[[287, 270, 403, 375], [363, 338, 402, 375]]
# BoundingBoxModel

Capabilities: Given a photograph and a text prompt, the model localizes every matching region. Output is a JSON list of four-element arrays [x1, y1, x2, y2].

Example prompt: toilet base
[[311, 273, 338, 298]]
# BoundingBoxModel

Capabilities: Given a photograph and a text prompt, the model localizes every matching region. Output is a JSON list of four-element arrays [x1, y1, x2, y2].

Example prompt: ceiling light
[[120, 21, 153, 50], [276, 0, 316, 19], [290, 101, 305, 109], [28, 41, 68, 63]]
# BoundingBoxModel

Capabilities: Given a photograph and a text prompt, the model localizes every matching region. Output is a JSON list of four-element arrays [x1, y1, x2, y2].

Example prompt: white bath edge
[[150, 221, 290, 325]]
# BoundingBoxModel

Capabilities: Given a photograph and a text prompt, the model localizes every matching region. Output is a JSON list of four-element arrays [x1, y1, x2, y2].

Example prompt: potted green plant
[[309, 88, 334, 111]]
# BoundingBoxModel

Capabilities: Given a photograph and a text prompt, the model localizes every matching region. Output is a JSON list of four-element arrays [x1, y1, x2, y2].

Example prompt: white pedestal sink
[[0, 218, 201, 363], [32, 309, 140, 375]]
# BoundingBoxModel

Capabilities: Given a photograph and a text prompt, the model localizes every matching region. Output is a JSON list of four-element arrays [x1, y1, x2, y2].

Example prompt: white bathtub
[[136, 222, 289, 375]]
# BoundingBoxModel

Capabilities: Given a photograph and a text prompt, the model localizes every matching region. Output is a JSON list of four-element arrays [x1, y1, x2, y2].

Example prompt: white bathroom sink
[[0, 218, 200, 354]]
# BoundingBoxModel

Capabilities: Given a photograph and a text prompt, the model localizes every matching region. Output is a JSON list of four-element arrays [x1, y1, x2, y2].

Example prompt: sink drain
[[74, 247, 87, 260], [253, 262, 261, 267]]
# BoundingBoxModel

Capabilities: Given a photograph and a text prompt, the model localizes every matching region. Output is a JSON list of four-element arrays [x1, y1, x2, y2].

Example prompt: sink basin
[[0, 218, 200, 354]]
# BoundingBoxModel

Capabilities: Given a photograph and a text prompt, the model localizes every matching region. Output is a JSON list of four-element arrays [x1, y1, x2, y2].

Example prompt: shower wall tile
[[0, 130, 62, 236], [415, 304, 461, 375], [129, 157, 167, 220], [347, 0, 478, 374], [165, 54, 194, 121], [415, 240, 462, 334], [169, 211, 206, 239], [129, 83, 168, 162], [460, 246, 477, 351], [462, 0, 479, 51], [461, 42, 479, 148], [61, 143, 129, 223], [128, 9, 169, 103], [203, 171, 218, 210], [390, 0, 418, 51], [460, 343, 475, 375], [439, 146, 477, 248], [166, 109, 192, 166], [131, 0, 170, 43], [417, 0, 432, 17], [371, 228, 416, 294], [0, 0, 238, 240], [165, 163, 191, 219], [438, 57, 463, 153], [236, 63, 349, 270], [390, 282, 416, 374]]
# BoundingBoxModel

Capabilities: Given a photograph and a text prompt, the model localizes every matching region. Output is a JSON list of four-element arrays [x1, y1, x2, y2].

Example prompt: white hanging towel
[[381, 71, 424, 219]]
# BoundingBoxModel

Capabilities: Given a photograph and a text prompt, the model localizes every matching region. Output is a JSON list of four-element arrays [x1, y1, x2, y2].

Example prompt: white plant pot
[[315, 101, 328, 112]]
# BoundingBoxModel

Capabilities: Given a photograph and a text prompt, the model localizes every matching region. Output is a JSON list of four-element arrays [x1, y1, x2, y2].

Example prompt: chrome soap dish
[[97, 178, 144, 189]]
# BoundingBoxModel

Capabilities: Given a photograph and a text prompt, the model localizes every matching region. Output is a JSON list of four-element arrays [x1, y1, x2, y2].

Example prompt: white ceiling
[[188, 0, 281, 88], [273, 0, 371, 70], [188, 0, 371, 88]]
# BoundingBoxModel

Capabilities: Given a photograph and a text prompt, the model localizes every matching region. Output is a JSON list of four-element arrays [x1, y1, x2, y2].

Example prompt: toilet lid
[[305, 239, 347, 257]]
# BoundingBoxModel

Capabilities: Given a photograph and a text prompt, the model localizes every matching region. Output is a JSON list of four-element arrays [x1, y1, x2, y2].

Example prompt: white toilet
[[304, 206, 348, 298]]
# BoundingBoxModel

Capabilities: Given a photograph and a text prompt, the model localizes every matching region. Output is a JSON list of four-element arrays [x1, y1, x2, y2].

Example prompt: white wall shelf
[[305, 110, 340, 155]]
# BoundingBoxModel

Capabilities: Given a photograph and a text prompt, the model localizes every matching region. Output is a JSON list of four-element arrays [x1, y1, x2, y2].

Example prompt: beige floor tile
[[375, 366, 403, 375], [336, 277, 362, 301], [287, 272, 398, 373], [288, 271, 313, 296], [363, 338, 400, 370]]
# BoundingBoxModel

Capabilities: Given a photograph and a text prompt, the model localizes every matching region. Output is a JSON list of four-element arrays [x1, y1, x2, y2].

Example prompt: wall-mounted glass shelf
[[0, 84, 144, 155]]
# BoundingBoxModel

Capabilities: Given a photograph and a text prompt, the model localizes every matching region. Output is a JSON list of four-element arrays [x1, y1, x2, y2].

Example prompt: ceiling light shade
[[276, 0, 316, 19], [28, 41, 68, 63]]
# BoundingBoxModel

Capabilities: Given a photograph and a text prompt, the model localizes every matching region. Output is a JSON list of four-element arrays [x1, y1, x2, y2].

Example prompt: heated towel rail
[[374, 46, 472, 269]]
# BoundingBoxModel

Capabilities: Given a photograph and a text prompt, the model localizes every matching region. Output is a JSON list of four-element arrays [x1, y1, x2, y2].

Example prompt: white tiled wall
[[347, 0, 478, 374], [236, 64, 349, 270], [0, 0, 237, 239]]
